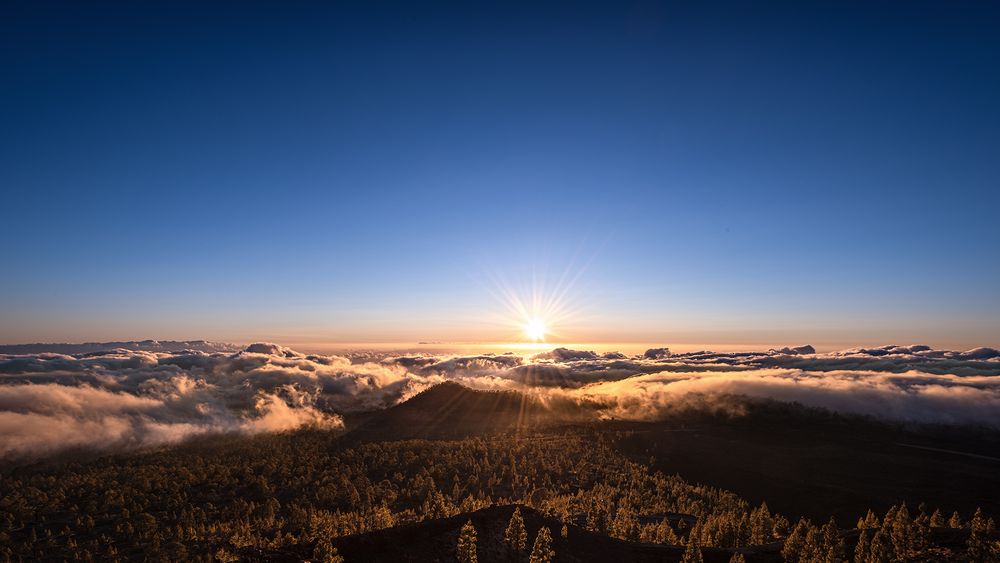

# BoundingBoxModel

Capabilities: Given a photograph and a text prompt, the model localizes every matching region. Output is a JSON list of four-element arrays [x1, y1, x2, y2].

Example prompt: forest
[[2, 406, 998, 562]]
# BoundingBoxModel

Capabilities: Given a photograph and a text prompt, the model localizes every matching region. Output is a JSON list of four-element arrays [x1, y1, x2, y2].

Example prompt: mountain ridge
[[344, 381, 573, 443]]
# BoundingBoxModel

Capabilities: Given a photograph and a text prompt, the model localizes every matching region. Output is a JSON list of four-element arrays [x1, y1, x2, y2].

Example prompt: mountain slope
[[345, 382, 562, 442]]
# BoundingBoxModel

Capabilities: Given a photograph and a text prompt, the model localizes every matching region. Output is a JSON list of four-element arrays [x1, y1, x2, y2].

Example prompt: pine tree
[[782, 518, 810, 562], [682, 536, 704, 563], [560, 524, 568, 540], [868, 529, 893, 563], [687, 518, 703, 547], [822, 517, 839, 548], [312, 539, 345, 563], [529, 527, 555, 563], [914, 503, 929, 527], [457, 520, 478, 563], [750, 503, 773, 544], [966, 508, 994, 563], [858, 510, 879, 530], [825, 538, 846, 563], [663, 521, 681, 545], [729, 553, 747, 563], [773, 515, 791, 538], [801, 527, 823, 562], [913, 508, 931, 554], [889, 504, 914, 558], [611, 505, 639, 541], [424, 487, 453, 520], [948, 511, 963, 529], [881, 506, 898, 529], [372, 504, 395, 529], [854, 529, 871, 563], [929, 509, 945, 528], [505, 507, 528, 556]]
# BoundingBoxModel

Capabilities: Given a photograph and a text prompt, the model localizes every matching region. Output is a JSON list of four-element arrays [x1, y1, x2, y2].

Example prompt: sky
[[2, 1, 999, 349]]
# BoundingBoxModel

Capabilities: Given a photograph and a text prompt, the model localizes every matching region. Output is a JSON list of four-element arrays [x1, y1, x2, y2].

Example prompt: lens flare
[[523, 318, 547, 341], [477, 254, 596, 345]]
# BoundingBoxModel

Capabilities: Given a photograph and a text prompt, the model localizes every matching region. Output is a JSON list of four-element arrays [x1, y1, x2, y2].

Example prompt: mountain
[[345, 382, 575, 442]]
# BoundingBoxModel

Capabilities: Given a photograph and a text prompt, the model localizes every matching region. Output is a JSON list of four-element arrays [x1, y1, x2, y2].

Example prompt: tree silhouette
[[888, 503, 914, 558], [857, 510, 879, 530], [505, 507, 528, 557], [825, 537, 847, 563], [854, 529, 871, 563], [966, 507, 997, 563], [529, 526, 555, 563], [868, 528, 893, 563], [457, 519, 478, 563], [781, 517, 810, 562], [749, 502, 773, 544], [949, 511, 963, 528], [682, 536, 704, 563], [800, 527, 822, 561], [313, 539, 346, 563]]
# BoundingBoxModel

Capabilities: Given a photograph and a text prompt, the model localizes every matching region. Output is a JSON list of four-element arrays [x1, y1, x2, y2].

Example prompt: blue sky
[[2, 1, 998, 348]]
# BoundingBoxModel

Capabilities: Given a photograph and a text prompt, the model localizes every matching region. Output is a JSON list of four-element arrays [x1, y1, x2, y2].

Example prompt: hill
[[344, 381, 573, 442], [345, 383, 1000, 524], [607, 402, 1000, 523]]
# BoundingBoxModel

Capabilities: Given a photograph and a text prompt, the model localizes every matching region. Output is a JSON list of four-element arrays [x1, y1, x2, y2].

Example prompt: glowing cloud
[[1, 341, 999, 460]]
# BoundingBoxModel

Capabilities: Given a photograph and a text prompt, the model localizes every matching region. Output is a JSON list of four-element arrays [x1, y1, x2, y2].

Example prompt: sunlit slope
[[345, 381, 576, 442]]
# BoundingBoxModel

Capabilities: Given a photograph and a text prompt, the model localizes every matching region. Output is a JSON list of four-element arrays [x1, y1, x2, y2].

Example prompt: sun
[[481, 264, 586, 345], [523, 318, 547, 342]]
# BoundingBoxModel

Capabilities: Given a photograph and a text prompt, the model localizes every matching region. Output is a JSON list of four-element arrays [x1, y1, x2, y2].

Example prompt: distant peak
[[242, 342, 301, 358], [768, 345, 815, 355]]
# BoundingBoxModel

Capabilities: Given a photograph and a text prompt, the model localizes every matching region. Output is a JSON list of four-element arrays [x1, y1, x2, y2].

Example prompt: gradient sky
[[2, 1, 999, 348]]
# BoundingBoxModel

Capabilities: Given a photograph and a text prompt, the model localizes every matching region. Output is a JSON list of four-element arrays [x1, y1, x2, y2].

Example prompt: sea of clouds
[[1, 340, 999, 459]]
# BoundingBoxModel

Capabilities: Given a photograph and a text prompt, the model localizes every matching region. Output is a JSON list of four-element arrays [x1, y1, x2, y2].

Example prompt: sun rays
[[478, 261, 590, 345]]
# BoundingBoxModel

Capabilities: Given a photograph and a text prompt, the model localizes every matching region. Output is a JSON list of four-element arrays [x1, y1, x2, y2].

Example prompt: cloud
[[1, 341, 999, 459], [0, 377, 343, 459], [577, 368, 1000, 426], [0, 340, 241, 355]]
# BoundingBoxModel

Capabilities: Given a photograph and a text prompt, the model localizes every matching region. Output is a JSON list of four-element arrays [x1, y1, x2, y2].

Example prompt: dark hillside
[[606, 402, 1000, 523], [330, 504, 781, 563], [345, 381, 564, 442]]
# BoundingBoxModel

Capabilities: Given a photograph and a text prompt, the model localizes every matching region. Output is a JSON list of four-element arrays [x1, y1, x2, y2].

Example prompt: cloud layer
[[1, 342, 998, 459]]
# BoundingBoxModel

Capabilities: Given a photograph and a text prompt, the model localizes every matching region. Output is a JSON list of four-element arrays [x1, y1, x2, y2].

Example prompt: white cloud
[[1, 341, 998, 459]]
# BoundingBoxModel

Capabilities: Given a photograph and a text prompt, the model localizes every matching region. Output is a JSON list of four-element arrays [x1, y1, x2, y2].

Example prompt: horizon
[[3, 337, 998, 357]]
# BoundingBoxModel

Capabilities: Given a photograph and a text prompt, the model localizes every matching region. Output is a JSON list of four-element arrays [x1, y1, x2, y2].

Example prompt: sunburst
[[478, 261, 589, 345], [523, 318, 547, 342]]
